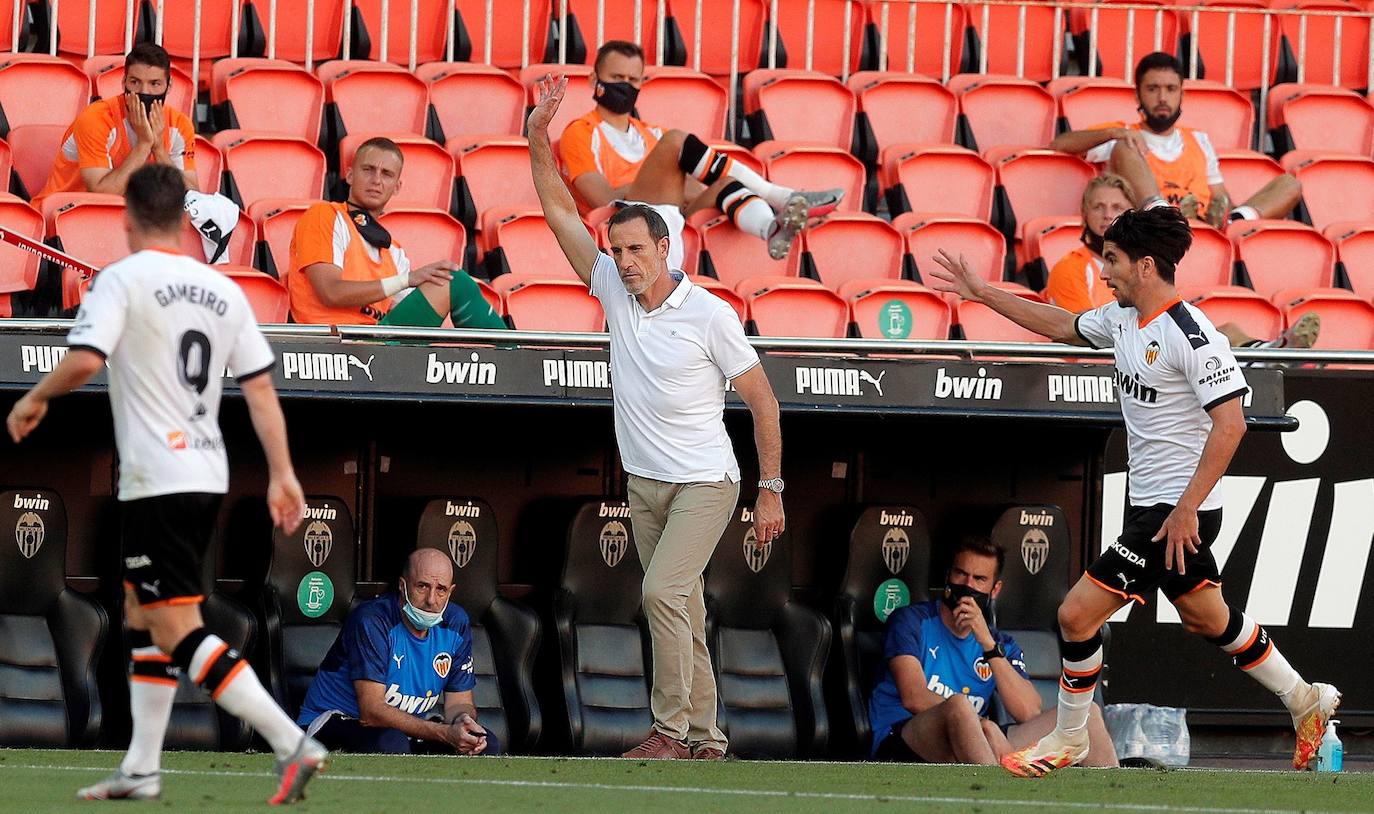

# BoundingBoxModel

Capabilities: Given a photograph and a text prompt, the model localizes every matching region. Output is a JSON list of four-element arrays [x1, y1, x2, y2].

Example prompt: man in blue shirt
[[868, 537, 1116, 765], [297, 548, 498, 755]]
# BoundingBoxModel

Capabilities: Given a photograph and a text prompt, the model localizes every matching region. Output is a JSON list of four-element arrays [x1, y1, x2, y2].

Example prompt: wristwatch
[[982, 642, 1006, 662], [758, 477, 785, 494]]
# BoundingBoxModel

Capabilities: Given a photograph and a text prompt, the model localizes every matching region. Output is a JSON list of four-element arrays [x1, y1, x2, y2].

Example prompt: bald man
[[296, 549, 498, 755]]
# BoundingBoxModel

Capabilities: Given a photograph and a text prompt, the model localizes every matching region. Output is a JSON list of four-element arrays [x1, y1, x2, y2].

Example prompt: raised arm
[[526, 75, 601, 287], [928, 250, 1088, 346]]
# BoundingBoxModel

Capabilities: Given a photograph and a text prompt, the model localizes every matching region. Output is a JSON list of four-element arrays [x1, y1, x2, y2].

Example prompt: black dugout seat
[[704, 504, 831, 758], [552, 499, 653, 755], [0, 489, 106, 747], [260, 496, 357, 717], [415, 497, 542, 752], [829, 505, 932, 757]]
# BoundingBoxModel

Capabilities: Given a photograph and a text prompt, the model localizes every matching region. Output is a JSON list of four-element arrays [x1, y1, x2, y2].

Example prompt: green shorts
[[378, 270, 504, 329]]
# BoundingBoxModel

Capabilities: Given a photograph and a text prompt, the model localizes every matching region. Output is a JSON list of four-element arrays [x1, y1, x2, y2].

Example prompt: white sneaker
[[1000, 728, 1090, 778], [1291, 682, 1341, 769], [77, 769, 161, 800], [268, 735, 330, 805]]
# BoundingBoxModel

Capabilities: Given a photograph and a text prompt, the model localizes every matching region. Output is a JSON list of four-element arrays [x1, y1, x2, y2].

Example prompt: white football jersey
[[1075, 297, 1248, 510], [67, 249, 275, 501]]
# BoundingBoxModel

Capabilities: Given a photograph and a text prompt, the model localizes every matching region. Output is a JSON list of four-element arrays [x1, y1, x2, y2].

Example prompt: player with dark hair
[[559, 40, 842, 262], [928, 206, 1340, 776], [7, 164, 328, 804], [868, 537, 1117, 766], [1050, 52, 1300, 227]]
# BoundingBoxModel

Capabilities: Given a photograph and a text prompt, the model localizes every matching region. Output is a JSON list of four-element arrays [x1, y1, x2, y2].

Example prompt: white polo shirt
[[590, 252, 760, 483]]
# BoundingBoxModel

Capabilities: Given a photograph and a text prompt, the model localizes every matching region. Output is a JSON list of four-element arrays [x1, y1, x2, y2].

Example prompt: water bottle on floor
[[1315, 719, 1343, 772]]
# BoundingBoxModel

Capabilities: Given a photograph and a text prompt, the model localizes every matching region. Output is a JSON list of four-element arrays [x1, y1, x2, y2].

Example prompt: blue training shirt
[[866, 599, 1027, 756], [297, 593, 476, 726]]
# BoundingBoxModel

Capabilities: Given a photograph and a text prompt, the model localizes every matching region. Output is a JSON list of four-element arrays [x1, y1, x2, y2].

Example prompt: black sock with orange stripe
[[129, 628, 178, 686], [1056, 631, 1103, 735], [122, 629, 177, 776], [170, 628, 246, 698], [1207, 606, 1303, 700]]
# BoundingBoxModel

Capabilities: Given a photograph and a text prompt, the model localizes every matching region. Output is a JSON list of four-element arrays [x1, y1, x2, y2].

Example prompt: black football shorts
[[121, 492, 222, 607], [1087, 503, 1223, 604]]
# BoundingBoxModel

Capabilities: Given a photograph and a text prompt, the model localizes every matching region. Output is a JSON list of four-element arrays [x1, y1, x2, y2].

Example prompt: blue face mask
[[400, 580, 446, 630]]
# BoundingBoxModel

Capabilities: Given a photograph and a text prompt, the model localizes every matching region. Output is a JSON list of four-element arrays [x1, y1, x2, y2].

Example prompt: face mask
[[347, 207, 392, 249], [1139, 103, 1183, 134], [400, 580, 446, 630], [134, 90, 168, 115], [594, 78, 639, 115], [942, 581, 993, 619], [1082, 223, 1106, 257]]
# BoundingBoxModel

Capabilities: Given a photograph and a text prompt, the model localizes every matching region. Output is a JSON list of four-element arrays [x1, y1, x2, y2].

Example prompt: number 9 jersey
[[67, 249, 275, 501]]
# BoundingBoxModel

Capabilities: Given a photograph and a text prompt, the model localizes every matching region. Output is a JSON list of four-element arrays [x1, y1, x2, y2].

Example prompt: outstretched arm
[[928, 251, 1088, 346], [526, 75, 600, 287]]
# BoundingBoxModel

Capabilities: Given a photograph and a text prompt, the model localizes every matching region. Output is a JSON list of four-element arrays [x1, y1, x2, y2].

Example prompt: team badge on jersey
[[974, 658, 994, 681], [1144, 341, 1161, 366], [433, 652, 452, 679]]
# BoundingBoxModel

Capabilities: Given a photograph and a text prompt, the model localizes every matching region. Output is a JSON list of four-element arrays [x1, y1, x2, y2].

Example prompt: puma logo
[[928, 646, 939, 660], [859, 370, 886, 397], [348, 354, 376, 381], [1118, 573, 1135, 591], [392, 654, 405, 669], [1187, 332, 1207, 344]]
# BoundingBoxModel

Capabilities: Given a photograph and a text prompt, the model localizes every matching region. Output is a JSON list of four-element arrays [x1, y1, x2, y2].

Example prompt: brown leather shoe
[[621, 730, 690, 759], [690, 745, 726, 760]]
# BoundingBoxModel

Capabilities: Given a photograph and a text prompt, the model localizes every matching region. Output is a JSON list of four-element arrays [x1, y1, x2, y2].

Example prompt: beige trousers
[[627, 474, 738, 750]]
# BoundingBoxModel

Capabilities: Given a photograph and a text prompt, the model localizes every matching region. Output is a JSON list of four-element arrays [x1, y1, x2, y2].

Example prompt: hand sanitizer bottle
[[1315, 719, 1343, 773]]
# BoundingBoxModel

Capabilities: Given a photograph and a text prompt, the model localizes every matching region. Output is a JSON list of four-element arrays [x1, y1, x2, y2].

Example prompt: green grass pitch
[[1, 749, 1369, 813]]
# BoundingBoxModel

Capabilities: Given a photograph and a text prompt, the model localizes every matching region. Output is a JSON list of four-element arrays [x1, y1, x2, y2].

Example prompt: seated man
[[1050, 52, 1300, 228], [867, 537, 1116, 766], [297, 548, 499, 755], [560, 40, 842, 261], [288, 137, 505, 328], [34, 42, 197, 208]]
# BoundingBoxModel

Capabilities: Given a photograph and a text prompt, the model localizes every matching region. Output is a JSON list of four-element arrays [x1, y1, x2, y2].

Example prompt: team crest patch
[[448, 520, 477, 568], [599, 521, 628, 567], [15, 511, 44, 559], [974, 658, 993, 681], [1020, 528, 1050, 575], [304, 521, 333, 568], [433, 652, 452, 679], [882, 527, 910, 575], [1144, 341, 1161, 366], [743, 527, 771, 573]]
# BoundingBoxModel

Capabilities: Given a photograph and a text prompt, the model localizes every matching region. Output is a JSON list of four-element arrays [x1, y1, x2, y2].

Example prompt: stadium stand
[[1069, 0, 1179, 80], [880, 144, 995, 220], [860, 0, 966, 80], [1179, 0, 1279, 91], [764, 0, 865, 77], [1178, 79, 1256, 151], [451, 137, 542, 232], [1176, 223, 1236, 290], [214, 130, 327, 210], [194, 134, 222, 194], [897, 214, 1008, 286], [965, 2, 1062, 82], [986, 147, 1097, 246], [754, 141, 864, 214], [494, 273, 605, 332], [519, 64, 595, 145], [698, 215, 792, 288], [420, 62, 527, 142], [1281, 151, 1374, 232], [1216, 149, 1287, 205], [453, 0, 552, 68], [1272, 287, 1374, 349], [636, 66, 729, 139], [6, 123, 64, 200], [1330, 222, 1374, 299], [847, 72, 958, 165], [736, 275, 848, 338], [211, 58, 325, 142], [957, 288, 1052, 342], [704, 505, 831, 759], [1273, 0, 1371, 89], [669, 0, 767, 75], [414, 498, 542, 753], [219, 264, 290, 322], [320, 60, 430, 143], [1229, 218, 1337, 299], [378, 207, 467, 271], [948, 73, 1056, 154], [263, 0, 347, 64], [1267, 84, 1374, 156], [743, 70, 856, 151], [481, 208, 581, 280], [0, 55, 92, 137], [250, 198, 316, 280], [42, 191, 126, 309], [351, 0, 450, 65], [689, 274, 747, 320], [839, 278, 953, 340], [560, 0, 662, 66], [0, 193, 42, 316], [800, 212, 904, 289], [1049, 76, 1137, 133], [1182, 285, 1285, 339]]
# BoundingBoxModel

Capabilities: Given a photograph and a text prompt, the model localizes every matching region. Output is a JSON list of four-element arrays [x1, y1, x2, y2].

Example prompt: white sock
[[188, 634, 304, 759], [1229, 204, 1260, 221], [717, 181, 777, 241], [120, 647, 177, 776], [1056, 643, 1103, 736], [683, 136, 793, 208]]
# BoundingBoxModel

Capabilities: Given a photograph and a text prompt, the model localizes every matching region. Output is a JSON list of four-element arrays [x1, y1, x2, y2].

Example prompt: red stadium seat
[[764, 0, 865, 76], [986, 147, 1096, 241], [1176, 223, 1235, 290], [339, 133, 455, 212], [158, 0, 238, 65], [54, 0, 142, 57], [260, 0, 346, 64], [1271, 287, 1374, 349], [85, 56, 195, 117], [179, 209, 255, 266], [520, 65, 595, 149], [0, 3, 24, 55], [454, 0, 552, 69], [1048, 76, 1136, 133], [194, 134, 221, 195], [379, 207, 467, 269], [213, 59, 325, 142], [1327, 222, 1374, 299], [1229, 219, 1335, 298], [1180, 80, 1255, 151], [219, 265, 290, 323], [799, 212, 904, 290], [450, 137, 541, 230], [1216, 149, 1285, 204], [1282, 151, 1374, 231], [8, 123, 66, 201], [322, 61, 430, 139], [249, 198, 317, 281], [0, 194, 43, 316], [1268, 84, 1374, 156], [848, 72, 958, 162], [1180, 0, 1280, 91], [688, 275, 746, 322], [494, 273, 605, 332], [895, 214, 1007, 285], [957, 296, 1051, 342], [352, 0, 449, 66], [1070, 0, 1179, 81], [0, 55, 92, 136], [879, 144, 994, 220], [754, 141, 864, 214], [214, 130, 327, 210], [698, 215, 791, 288], [563, 0, 661, 64], [42, 191, 126, 309], [1021, 216, 1085, 279], [964, 1, 1062, 82], [667, 0, 766, 75], [420, 62, 527, 140], [475, 276, 502, 316], [838, 278, 952, 340], [1180, 284, 1283, 339], [861, 1, 965, 80], [480, 208, 580, 280], [1275, 0, 1371, 89], [736, 275, 847, 338], [743, 70, 856, 151], [639, 67, 728, 139], [948, 74, 1056, 153]]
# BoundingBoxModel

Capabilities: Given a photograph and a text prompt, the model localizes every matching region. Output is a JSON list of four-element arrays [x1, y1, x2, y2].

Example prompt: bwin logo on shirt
[[1115, 369, 1160, 403], [926, 674, 986, 713], [384, 684, 440, 715]]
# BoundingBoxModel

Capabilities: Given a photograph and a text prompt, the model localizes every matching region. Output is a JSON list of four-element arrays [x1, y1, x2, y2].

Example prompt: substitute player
[[928, 206, 1340, 777], [7, 164, 328, 804]]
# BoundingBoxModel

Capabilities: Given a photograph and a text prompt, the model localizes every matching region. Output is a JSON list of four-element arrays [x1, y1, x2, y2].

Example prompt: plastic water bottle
[[1315, 719, 1343, 773]]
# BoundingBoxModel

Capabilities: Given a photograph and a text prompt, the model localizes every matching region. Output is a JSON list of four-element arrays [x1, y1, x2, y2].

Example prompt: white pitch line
[[0, 763, 1351, 814]]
